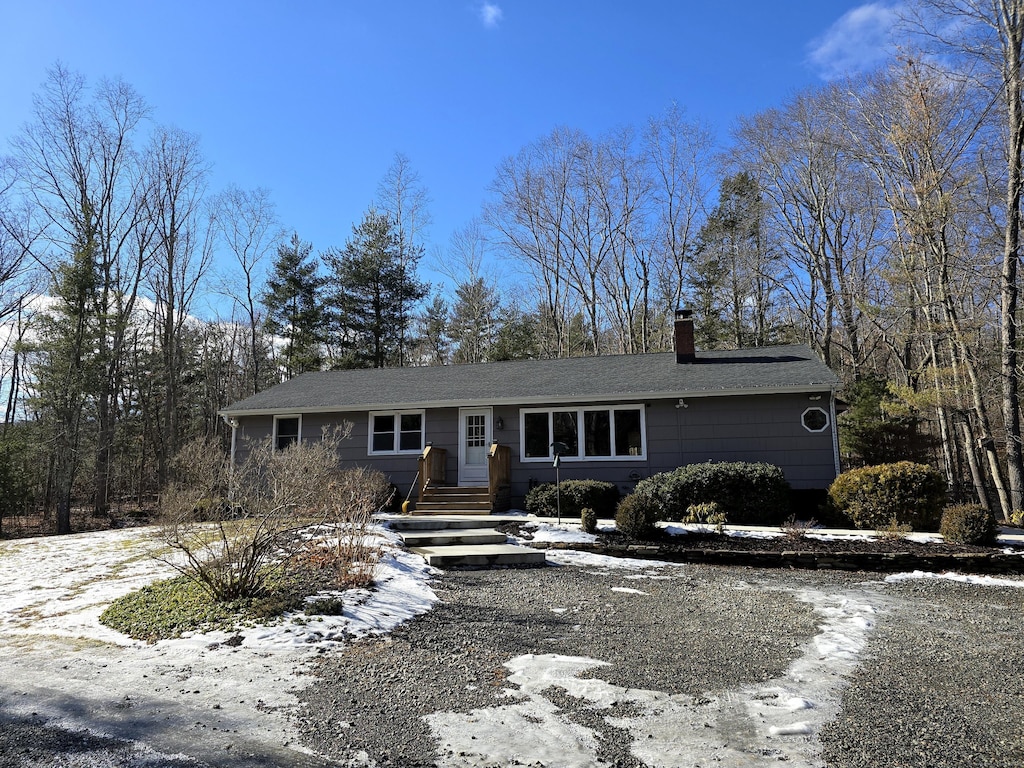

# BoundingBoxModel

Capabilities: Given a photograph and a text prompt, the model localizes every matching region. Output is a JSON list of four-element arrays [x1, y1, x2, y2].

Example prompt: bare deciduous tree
[[905, 0, 1024, 511], [144, 126, 212, 486], [377, 152, 432, 366], [210, 185, 282, 395]]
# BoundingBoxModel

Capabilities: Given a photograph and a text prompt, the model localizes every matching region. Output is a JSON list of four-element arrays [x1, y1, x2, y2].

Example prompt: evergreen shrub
[[614, 492, 658, 540], [525, 480, 620, 519], [580, 507, 598, 534], [828, 461, 946, 531], [635, 461, 790, 525], [939, 503, 997, 545], [685, 501, 727, 531]]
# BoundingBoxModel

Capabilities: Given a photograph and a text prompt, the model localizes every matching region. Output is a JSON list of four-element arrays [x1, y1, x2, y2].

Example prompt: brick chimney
[[674, 308, 695, 363]]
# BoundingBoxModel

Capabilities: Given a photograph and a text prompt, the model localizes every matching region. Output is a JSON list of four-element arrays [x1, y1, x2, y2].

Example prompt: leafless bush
[[780, 514, 819, 540], [158, 427, 366, 601], [875, 518, 913, 540], [298, 466, 394, 588]]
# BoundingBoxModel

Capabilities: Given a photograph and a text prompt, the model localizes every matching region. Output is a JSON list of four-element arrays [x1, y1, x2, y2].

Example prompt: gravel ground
[[296, 562, 856, 766], [820, 579, 1024, 768], [296, 563, 1024, 768], [2, 558, 1022, 767]]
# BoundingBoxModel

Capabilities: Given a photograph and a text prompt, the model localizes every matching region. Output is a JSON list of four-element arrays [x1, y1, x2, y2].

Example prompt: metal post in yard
[[554, 453, 561, 524], [551, 441, 568, 525]]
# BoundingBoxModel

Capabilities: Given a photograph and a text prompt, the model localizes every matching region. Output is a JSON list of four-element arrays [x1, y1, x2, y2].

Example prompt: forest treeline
[[1, 0, 1023, 533]]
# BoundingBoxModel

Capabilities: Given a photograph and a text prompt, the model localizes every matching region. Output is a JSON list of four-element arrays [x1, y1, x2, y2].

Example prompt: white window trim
[[519, 404, 647, 463], [273, 414, 302, 450], [801, 406, 830, 433], [368, 410, 426, 455]]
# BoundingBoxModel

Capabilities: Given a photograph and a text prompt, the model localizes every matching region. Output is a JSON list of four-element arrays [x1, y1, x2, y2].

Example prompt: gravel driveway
[[2, 549, 1022, 767], [295, 557, 1024, 767]]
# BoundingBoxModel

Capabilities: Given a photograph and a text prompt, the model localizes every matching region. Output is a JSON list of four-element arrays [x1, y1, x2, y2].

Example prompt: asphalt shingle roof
[[221, 344, 839, 416]]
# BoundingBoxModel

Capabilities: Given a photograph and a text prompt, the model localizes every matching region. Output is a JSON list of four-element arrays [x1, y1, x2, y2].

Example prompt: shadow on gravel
[[0, 710, 186, 768], [0, 691, 333, 768]]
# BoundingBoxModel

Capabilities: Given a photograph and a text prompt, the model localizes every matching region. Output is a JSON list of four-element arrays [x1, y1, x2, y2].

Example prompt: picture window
[[521, 405, 646, 462]]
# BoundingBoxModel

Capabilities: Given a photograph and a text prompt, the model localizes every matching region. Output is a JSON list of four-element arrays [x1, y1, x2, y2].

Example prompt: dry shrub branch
[[158, 425, 388, 601]]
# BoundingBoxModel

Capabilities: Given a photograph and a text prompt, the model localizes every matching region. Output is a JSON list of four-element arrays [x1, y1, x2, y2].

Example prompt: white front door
[[458, 407, 492, 486]]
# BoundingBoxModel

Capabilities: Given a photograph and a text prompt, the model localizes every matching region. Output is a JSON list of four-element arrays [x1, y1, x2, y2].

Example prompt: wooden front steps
[[388, 515, 547, 569], [414, 485, 492, 515]]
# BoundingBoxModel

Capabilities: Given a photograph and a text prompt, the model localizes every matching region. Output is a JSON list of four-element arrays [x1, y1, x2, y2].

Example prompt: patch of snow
[[662, 523, 784, 540], [885, 570, 1024, 588], [725, 528, 785, 539], [610, 587, 648, 595], [543, 548, 682, 575], [805, 532, 875, 542], [520, 521, 598, 545], [904, 532, 943, 544], [426, 575, 881, 767], [0, 524, 440, 763]]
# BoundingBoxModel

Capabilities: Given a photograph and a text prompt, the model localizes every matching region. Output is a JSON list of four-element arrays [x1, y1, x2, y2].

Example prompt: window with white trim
[[802, 407, 829, 433], [369, 410, 425, 454], [521, 405, 646, 462], [274, 415, 301, 450]]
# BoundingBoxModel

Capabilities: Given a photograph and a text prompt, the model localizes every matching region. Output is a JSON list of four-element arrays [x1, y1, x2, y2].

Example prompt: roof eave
[[218, 382, 839, 419]]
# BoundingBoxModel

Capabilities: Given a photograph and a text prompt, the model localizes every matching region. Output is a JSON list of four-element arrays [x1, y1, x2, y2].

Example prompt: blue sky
[[0, 1, 897, 311]]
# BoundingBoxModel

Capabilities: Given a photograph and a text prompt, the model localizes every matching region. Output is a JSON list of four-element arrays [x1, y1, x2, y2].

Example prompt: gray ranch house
[[219, 312, 841, 513]]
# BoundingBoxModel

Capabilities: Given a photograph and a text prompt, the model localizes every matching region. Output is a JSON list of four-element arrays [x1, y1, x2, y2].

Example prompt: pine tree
[[693, 172, 777, 348], [262, 233, 327, 379], [324, 211, 428, 368], [413, 295, 450, 365], [30, 233, 103, 534], [450, 277, 500, 363], [491, 305, 539, 361]]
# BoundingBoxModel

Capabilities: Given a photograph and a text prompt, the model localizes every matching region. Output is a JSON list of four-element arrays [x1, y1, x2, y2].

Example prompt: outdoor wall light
[[495, 417, 504, 430]]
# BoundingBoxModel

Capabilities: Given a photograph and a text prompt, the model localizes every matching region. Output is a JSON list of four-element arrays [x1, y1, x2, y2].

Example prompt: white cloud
[[807, 3, 901, 80], [479, 2, 503, 29]]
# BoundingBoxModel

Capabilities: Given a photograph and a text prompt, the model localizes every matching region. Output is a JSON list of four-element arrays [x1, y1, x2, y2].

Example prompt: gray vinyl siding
[[235, 407, 462, 502], [233, 390, 837, 510], [645, 393, 836, 489], [506, 392, 836, 505]]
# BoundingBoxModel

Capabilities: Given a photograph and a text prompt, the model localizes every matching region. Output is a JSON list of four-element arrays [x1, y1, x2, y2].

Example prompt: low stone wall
[[527, 541, 1024, 575]]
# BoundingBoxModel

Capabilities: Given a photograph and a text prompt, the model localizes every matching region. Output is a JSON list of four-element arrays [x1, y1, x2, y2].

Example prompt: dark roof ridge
[[221, 343, 838, 417]]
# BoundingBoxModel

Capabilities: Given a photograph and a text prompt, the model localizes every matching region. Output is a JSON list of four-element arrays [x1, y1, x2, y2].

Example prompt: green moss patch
[[100, 574, 305, 642]]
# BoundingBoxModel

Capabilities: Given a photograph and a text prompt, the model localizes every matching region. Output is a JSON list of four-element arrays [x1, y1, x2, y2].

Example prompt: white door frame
[[458, 407, 492, 486]]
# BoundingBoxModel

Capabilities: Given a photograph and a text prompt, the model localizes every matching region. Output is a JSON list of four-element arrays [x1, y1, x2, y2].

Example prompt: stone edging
[[525, 540, 1024, 575]]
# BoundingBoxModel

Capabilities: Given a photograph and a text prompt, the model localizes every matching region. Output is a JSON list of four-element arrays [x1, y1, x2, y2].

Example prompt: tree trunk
[[961, 421, 991, 511]]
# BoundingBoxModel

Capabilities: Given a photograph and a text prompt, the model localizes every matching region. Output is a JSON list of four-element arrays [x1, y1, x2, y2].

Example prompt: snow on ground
[[516, 520, 599, 544], [544, 547, 680, 574], [885, 570, 1024, 588], [426, 552, 880, 768], [4, 520, 1024, 766], [0, 524, 438, 763]]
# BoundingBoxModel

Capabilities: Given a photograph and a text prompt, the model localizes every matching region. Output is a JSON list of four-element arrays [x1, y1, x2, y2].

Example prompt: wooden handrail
[[417, 445, 447, 503], [488, 442, 512, 511]]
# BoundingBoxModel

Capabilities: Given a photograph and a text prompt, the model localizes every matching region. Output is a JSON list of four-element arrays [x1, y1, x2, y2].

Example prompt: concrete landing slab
[[399, 528, 510, 547], [409, 543, 547, 568], [382, 514, 527, 532]]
